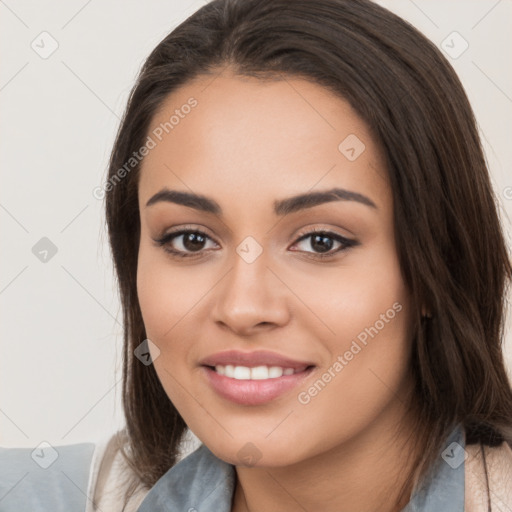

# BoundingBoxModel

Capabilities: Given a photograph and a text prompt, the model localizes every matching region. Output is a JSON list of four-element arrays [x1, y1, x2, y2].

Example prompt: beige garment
[[465, 441, 512, 511], [86, 430, 512, 512], [85, 431, 150, 512]]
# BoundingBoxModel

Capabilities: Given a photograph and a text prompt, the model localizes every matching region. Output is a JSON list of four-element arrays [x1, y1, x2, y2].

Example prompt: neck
[[231, 400, 422, 512]]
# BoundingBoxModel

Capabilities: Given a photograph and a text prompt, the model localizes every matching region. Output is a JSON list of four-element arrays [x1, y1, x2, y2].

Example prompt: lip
[[199, 350, 316, 406], [201, 365, 315, 405], [199, 350, 315, 370]]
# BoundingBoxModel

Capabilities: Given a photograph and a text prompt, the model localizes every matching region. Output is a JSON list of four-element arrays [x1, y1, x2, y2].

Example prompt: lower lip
[[201, 366, 315, 405]]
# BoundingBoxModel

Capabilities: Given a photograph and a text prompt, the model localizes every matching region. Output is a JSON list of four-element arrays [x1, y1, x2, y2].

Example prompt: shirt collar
[[136, 423, 465, 512], [403, 422, 465, 512], [137, 443, 235, 512]]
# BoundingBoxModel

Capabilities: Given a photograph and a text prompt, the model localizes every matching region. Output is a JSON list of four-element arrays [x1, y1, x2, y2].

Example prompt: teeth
[[233, 366, 251, 379], [268, 366, 283, 378], [215, 365, 301, 380], [251, 366, 270, 380]]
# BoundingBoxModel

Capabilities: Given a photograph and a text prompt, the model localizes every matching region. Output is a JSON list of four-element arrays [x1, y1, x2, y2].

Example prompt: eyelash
[[153, 225, 359, 260]]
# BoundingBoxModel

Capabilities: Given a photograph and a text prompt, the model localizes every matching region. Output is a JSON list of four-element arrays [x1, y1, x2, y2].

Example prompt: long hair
[[104, 0, 512, 507]]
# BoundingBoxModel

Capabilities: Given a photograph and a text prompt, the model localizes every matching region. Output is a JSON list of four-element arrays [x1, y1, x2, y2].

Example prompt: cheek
[[287, 239, 408, 349], [136, 242, 214, 405], [136, 247, 203, 413], [287, 245, 412, 443], [136, 243, 207, 340]]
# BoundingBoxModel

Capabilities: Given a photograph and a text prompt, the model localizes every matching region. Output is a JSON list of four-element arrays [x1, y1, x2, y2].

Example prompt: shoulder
[[88, 428, 204, 512], [465, 441, 512, 512], [0, 431, 150, 512], [0, 440, 95, 511]]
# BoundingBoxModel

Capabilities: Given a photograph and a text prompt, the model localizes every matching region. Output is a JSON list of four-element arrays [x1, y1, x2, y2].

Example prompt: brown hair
[[104, 0, 512, 508]]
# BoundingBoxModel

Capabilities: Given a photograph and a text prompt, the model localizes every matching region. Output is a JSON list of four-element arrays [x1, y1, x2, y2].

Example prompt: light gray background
[[1, 0, 511, 448]]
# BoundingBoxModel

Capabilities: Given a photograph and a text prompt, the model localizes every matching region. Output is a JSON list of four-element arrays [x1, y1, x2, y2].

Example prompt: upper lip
[[200, 350, 315, 370]]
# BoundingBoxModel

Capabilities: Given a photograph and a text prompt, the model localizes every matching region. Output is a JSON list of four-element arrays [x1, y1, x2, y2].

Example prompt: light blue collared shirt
[[137, 423, 465, 512]]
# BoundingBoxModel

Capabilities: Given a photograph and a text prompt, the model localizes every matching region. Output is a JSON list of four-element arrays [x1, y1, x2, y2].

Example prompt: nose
[[211, 248, 291, 336]]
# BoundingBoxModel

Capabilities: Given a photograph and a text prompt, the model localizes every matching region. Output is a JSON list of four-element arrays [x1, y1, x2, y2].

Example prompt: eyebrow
[[145, 187, 377, 215]]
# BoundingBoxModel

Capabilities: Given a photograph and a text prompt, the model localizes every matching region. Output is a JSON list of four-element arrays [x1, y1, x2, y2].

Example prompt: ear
[[421, 305, 432, 319]]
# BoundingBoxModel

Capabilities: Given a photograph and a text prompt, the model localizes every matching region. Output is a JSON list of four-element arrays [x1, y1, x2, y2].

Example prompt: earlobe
[[421, 305, 432, 319]]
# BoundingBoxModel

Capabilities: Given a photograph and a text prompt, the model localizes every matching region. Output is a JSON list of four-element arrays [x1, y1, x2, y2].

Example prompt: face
[[136, 69, 414, 467]]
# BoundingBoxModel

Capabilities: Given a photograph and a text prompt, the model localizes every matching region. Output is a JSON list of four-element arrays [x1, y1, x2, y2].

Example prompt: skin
[[136, 68, 421, 512]]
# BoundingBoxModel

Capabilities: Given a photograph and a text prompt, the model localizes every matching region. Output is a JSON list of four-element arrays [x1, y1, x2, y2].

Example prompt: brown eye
[[309, 233, 336, 253], [154, 229, 218, 258], [180, 232, 208, 252], [290, 230, 359, 258]]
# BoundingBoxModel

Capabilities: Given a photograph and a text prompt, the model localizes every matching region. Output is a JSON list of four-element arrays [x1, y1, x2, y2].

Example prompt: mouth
[[201, 353, 316, 406]]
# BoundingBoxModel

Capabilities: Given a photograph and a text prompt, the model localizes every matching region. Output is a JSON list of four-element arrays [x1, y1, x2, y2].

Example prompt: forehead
[[138, 72, 390, 212]]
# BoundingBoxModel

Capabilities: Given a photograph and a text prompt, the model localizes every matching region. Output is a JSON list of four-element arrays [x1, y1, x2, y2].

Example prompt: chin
[[200, 434, 306, 468]]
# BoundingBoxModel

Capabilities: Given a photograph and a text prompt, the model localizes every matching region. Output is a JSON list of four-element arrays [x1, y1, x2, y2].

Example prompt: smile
[[202, 364, 315, 406]]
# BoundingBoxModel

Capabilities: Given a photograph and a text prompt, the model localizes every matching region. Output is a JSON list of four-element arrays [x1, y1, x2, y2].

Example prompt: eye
[[153, 226, 359, 260], [153, 228, 218, 258], [289, 228, 359, 259]]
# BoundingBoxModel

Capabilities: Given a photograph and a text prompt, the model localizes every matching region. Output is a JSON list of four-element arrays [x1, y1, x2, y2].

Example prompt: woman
[[1, 0, 511, 510]]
